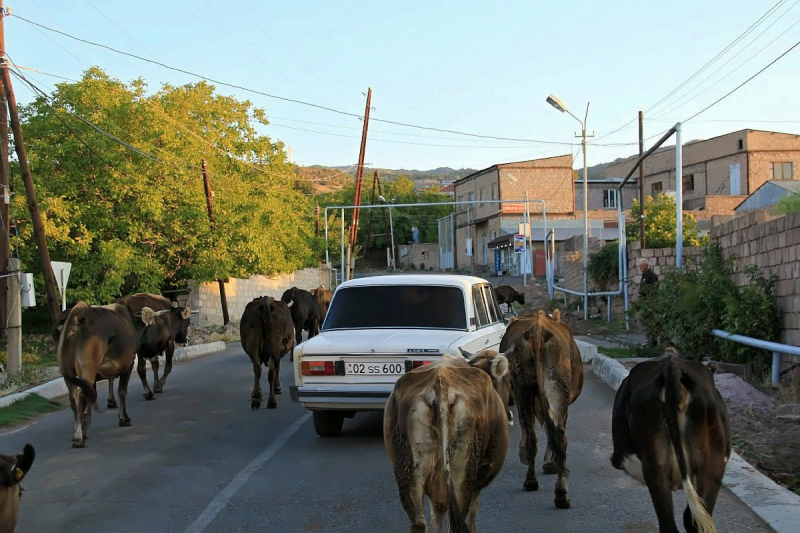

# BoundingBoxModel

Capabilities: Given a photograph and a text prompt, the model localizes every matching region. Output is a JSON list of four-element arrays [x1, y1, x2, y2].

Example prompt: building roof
[[734, 180, 800, 212], [453, 154, 573, 186]]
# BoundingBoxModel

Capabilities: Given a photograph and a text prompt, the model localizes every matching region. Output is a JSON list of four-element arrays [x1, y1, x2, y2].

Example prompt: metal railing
[[711, 329, 800, 387]]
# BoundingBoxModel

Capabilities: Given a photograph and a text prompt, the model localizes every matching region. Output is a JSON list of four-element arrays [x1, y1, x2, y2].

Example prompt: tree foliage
[[14, 68, 317, 303], [626, 193, 707, 248], [588, 241, 619, 290], [775, 193, 800, 215]]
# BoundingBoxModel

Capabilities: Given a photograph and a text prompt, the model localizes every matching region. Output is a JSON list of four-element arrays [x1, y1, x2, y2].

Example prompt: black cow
[[240, 296, 295, 409], [281, 287, 321, 346], [116, 293, 191, 400], [0, 443, 35, 532], [495, 285, 525, 311], [611, 349, 731, 533]]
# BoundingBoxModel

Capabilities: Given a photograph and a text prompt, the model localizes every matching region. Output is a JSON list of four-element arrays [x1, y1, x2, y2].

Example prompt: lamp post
[[547, 94, 590, 320], [379, 195, 396, 270]]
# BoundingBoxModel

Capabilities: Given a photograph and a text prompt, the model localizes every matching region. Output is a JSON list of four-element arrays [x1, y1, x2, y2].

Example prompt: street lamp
[[378, 195, 396, 271], [547, 94, 590, 321]]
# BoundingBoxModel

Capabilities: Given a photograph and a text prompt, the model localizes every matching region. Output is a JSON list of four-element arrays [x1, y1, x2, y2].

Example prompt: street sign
[[501, 203, 525, 214], [513, 234, 525, 253], [51, 261, 72, 311], [494, 250, 501, 276]]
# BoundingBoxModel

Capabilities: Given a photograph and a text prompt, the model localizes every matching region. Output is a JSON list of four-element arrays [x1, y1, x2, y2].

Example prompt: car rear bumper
[[289, 385, 392, 411]]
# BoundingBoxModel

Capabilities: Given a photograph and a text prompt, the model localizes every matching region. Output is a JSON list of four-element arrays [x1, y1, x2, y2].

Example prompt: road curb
[[574, 339, 597, 363], [0, 341, 227, 410], [592, 353, 800, 533]]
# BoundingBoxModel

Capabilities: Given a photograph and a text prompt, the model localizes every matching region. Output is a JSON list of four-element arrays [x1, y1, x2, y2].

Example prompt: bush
[[588, 241, 619, 290], [629, 245, 781, 376]]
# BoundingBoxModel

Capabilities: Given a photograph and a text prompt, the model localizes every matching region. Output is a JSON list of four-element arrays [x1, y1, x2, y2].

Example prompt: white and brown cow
[[499, 309, 584, 509], [384, 353, 511, 533], [611, 349, 731, 533], [0, 444, 35, 533]]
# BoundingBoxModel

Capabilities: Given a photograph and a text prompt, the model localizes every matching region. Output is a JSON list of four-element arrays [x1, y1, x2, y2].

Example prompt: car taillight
[[301, 361, 335, 376], [405, 360, 434, 372]]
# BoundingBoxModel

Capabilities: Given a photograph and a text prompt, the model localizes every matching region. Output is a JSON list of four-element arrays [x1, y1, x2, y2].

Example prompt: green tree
[[626, 193, 707, 248], [775, 193, 800, 215], [15, 68, 316, 304]]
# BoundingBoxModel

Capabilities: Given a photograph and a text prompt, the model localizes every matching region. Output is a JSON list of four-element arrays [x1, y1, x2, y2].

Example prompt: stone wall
[[183, 267, 329, 326]]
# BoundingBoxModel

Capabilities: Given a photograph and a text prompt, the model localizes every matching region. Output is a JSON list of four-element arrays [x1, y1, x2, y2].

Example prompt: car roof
[[337, 274, 490, 292]]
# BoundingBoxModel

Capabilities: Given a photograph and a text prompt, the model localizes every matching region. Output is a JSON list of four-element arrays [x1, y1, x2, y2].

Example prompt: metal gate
[[437, 214, 454, 270]]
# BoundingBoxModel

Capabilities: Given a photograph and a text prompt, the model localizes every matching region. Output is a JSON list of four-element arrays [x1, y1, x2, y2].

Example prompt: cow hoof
[[119, 418, 132, 427], [523, 480, 539, 492], [144, 392, 156, 401], [554, 495, 571, 509], [107, 400, 118, 409], [72, 440, 86, 449], [251, 400, 261, 410], [542, 461, 557, 475], [267, 400, 277, 409]]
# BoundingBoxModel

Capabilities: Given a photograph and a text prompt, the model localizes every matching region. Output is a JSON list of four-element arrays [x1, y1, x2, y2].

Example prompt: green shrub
[[775, 193, 800, 215], [588, 241, 619, 290], [629, 245, 781, 377]]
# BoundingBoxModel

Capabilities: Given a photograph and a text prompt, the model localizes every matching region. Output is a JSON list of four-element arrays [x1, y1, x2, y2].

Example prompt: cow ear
[[507, 316, 517, 324], [551, 309, 561, 323], [490, 355, 509, 379], [180, 307, 191, 320]]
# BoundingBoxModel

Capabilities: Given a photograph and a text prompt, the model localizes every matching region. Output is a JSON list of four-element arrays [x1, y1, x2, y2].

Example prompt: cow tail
[[435, 376, 470, 533], [63, 375, 100, 410], [532, 320, 568, 476], [57, 305, 101, 412], [664, 356, 716, 533]]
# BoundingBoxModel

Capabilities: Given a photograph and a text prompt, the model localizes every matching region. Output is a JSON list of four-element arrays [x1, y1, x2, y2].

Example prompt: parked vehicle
[[290, 274, 509, 437]]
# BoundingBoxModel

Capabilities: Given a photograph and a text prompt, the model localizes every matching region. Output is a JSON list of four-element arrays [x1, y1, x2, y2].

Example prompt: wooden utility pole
[[0, 3, 9, 335], [348, 88, 372, 278], [362, 170, 380, 267], [0, 8, 60, 323], [5, 257, 20, 375], [638, 111, 646, 249], [201, 159, 229, 325], [314, 203, 320, 236]]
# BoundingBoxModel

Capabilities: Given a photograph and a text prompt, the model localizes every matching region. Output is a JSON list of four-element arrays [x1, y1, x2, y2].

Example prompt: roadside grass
[[598, 347, 638, 359], [206, 333, 239, 343], [0, 394, 62, 428]]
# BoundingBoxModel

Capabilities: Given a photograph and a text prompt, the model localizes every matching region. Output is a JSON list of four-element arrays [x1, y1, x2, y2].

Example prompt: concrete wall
[[398, 243, 440, 271], [575, 181, 638, 212], [184, 267, 328, 326]]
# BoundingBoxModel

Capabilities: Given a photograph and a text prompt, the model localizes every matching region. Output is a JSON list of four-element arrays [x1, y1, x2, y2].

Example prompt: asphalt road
[[0, 343, 771, 533]]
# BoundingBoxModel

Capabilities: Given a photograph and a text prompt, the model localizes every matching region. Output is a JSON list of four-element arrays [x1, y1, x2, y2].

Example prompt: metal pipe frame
[[712, 329, 800, 387]]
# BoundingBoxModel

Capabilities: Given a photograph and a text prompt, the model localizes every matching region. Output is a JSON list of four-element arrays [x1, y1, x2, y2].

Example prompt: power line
[[12, 14, 581, 147]]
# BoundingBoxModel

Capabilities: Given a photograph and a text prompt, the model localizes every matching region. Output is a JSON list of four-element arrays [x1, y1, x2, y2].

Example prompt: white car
[[289, 274, 510, 437]]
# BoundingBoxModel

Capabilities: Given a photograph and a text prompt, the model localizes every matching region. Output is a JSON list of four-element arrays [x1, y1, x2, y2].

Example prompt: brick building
[[604, 129, 800, 219]]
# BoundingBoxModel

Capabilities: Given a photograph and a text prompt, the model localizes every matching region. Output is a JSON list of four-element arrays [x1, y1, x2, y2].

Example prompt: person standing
[[638, 258, 659, 347]]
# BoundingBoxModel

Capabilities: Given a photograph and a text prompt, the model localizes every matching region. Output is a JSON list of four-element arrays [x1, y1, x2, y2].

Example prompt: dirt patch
[[715, 372, 800, 496]]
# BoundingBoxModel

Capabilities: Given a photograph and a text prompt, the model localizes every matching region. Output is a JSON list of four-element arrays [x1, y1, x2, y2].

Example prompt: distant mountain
[[301, 165, 478, 193]]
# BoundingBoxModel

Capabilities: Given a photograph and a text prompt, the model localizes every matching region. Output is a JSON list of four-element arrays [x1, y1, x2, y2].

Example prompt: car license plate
[[345, 362, 405, 375]]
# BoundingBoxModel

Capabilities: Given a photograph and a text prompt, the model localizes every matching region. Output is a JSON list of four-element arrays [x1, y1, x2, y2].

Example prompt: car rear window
[[323, 285, 467, 330]]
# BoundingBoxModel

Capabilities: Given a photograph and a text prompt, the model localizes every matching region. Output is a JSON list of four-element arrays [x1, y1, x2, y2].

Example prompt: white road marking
[[185, 412, 312, 533]]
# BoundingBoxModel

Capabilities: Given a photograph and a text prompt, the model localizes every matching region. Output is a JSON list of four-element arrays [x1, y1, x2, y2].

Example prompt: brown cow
[[499, 309, 584, 509], [240, 296, 295, 409], [384, 353, 510, 533], [57, 302, 150, 448], [310, 286, 333, 324], [116, 293, 191, 399], [0, 444, 35, 533], [611, 349, 731, 533]]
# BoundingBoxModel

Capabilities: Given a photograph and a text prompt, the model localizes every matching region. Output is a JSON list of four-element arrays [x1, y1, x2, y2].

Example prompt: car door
[[461, 284, 504, 355]]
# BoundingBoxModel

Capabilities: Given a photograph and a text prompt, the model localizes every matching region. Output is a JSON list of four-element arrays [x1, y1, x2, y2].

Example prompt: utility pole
[[0, 2, 9, 335], [348, 88, 372, 279], [638, 111, 645, 249], [0, 8, 61, 323], [362, 170, 379, 267], [201, 159, 229, 325], [314, 203, 320, 236]]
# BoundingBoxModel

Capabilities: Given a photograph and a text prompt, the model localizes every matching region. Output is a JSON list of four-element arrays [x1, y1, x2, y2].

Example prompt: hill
[[300, 165, 477, 193]]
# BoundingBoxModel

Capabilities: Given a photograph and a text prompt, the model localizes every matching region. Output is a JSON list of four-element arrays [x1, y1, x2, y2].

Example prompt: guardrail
[[711, 329, 800, 387]]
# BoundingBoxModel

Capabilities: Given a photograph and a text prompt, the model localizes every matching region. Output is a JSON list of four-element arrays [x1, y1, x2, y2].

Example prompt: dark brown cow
[[611, 349, 731, 533], [494, 285, 524, 310], [310, 286, 333, 324], [0, 444, 34, 533], [116, 293, 191, 399], [57, 302, 149, 447], [240, 296, 295, 409], [384, 353, 510, 533], [499, 309, 584, 509], [281, 287, 321, 346]]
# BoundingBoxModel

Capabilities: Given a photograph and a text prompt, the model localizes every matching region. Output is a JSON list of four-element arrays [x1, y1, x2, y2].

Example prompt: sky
[[5, 0, 800, 173]]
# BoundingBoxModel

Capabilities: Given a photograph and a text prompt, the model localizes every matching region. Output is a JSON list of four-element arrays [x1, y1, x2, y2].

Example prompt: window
[[323, 286, 467, 330], [770, 162, 794, 180], [683, 174, 695, 191], [651, 182, 662, 196], [457, 195, 464, 212], [491, 183, 497, 201], [472, 285, 490, 328], [603, 189, 617, 208], [482, 285, 502, 324], [479, 188, 484, 207], [737, 139, 744, 151]]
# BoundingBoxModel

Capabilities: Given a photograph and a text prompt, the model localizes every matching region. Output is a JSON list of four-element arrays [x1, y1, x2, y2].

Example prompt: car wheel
[[313, 411, 345, 437]]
